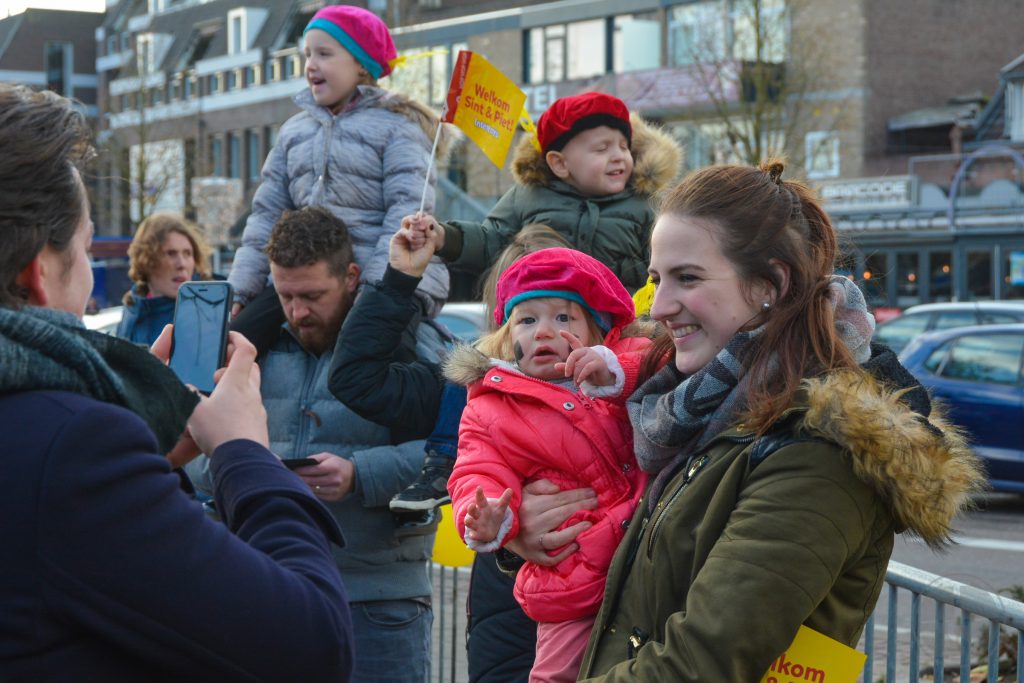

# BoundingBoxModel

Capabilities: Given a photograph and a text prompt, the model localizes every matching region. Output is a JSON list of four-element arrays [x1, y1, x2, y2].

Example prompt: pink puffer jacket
[[446, 332, 651, 623]]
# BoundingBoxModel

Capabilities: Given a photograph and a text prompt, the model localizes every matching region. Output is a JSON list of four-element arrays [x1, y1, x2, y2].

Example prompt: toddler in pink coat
[[445, 247, 653, 683]]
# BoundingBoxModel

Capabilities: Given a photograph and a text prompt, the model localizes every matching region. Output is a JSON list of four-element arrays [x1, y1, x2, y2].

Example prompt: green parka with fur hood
[[438, 114, 682, 292], [578, 359, 984, 681]]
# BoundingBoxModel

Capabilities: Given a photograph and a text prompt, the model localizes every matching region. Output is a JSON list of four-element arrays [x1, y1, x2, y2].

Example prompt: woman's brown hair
[[124, 212, 212, 304], [0, 85, 93, 307], [648, 160, 857, 433]]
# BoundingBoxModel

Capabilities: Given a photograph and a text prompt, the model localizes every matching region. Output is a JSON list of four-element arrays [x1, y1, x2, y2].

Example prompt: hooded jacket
[[439, 114, 682, 291], [229, 85, 455, 315], [578, 363, 985, 681], [445, 332, 652, 624]]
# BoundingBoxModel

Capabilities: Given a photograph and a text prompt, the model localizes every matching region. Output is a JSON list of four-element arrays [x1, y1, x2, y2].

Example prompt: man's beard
[[289, 291, 350, 356]]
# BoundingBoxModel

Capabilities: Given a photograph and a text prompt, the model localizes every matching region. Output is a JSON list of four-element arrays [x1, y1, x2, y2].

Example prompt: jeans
[[349, 599, 433, 683], [424, 382, 467, 461]]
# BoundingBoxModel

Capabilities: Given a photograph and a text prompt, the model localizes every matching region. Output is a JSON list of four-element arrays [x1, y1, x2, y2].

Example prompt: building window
[[183, 75, 194, 99], [210, 74, 222, 95], [1003, 249, 1024, 300], [170, 79, 180, 100], [228, 132, 241, 179], [389, 43, 466, 107], [527, 20, 607, 84], [230, 14, 244, 55], [247, 129, 262, 181], [245, 65, 258, 87], [929, 251, 952, 302], [45, 42, 73, 96], [210, 137, 223, 176], [967, 249, 993, 300], [226, 70, 237, 91], [862, 252, 888, 306], [896, 252, 920, 307], [151, 87, 163, 106], [1007, 81, 1024, 142], [669, 0, 787, 67], [669, 1, 726, 66], [613, 14, 661, 73], [266, 124, 280, 150], [265, 58, 279, 82], [107, 34, 118, 55], [731, 0, 787, 63], [805, 131, 840, 179], [120, 32, 131, 51]]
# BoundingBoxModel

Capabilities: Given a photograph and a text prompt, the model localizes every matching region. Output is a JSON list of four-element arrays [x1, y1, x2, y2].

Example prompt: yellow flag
[[760, 626, 866, 683], [430, 504, 475, 567], [632, 277, 655, 317], [442, 50, 527, 168]]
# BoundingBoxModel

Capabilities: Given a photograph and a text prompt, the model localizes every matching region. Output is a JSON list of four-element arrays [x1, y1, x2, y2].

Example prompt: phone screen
[[169, 281, 232, 395]]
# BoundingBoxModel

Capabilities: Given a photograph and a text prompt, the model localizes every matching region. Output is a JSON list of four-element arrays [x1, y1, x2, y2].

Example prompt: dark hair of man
[[0, 84, 93, 307], [265, 206, 353, 276]]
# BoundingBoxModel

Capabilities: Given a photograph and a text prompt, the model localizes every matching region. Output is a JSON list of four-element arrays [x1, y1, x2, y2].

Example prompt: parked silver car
[[872, 301, 1024, 354]]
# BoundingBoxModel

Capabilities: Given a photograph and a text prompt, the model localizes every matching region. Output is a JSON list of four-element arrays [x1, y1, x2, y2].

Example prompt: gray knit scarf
[[629, 275, 875, 507], [0, 306, 198, 454]]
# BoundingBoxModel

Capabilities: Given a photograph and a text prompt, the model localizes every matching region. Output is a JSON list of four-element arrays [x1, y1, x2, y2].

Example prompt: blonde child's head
[[537, 92, 634, 198], [476, 247, 635, 380], [303, 6, 395, 112]]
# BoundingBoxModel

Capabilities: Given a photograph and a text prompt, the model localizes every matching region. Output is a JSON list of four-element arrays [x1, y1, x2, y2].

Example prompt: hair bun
[[760, 159, 785, 185]]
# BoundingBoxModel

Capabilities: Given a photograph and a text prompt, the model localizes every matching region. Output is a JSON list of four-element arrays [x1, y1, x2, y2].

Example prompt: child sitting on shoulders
[[229, 5, 452, 351]]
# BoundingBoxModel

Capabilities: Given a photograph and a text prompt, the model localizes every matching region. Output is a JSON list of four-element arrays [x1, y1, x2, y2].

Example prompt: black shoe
[[393, 507, 441, 537], [389, 452, 454, 512]]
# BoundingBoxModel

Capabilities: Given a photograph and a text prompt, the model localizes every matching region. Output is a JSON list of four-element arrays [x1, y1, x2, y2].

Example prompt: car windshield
[[873, 312, 929, 352]]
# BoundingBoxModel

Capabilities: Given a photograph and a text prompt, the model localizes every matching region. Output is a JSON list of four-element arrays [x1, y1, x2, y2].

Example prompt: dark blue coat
[[0, 390, 354, 682]]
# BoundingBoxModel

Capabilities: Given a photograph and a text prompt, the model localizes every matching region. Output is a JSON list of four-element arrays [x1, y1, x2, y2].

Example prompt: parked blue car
[[899, 324, 1024, 493]]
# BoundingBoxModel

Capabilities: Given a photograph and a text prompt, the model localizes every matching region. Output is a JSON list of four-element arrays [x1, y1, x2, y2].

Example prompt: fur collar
[[799, 369, 983, 547], [444, 343, 504, 387], [510, 113, 682, 197]]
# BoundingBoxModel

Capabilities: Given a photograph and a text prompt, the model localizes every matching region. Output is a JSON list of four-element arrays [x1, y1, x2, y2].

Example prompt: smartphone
[[169, 281, 232, 395], [282, 457, 319, 470]]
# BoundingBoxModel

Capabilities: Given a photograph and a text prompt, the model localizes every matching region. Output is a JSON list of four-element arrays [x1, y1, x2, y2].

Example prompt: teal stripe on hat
[[503, 290, 611, 333], [305, 17, 382, 80]]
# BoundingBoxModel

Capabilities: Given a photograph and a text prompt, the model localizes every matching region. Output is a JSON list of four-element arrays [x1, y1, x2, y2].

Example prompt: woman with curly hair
[[117, 212, 212, 345]]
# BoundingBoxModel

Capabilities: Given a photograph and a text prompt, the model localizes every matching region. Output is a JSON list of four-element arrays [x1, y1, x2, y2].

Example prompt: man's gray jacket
[[189, 321, 446, 603]]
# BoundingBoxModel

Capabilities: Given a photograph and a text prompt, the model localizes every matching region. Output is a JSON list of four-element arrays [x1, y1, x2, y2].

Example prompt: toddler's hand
[[402, 212, 445, 251], [464, 486, 513, 544], [555, 331, 615, 387], [390, 221, 435, 278]]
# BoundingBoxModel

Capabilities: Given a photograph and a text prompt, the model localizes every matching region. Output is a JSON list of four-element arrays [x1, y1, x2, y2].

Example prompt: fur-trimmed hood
[[798, 369, 984, 547], [509, 113, 682, 197], [444, 343, 511, 387]]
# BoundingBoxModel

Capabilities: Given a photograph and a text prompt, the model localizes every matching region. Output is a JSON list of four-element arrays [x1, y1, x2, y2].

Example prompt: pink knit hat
[[304, 5, 397, 79], [496, 248, 636, 332]]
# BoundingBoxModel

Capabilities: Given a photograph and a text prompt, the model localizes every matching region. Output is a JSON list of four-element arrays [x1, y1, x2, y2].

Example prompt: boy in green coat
[[412, 91, 682, 294]]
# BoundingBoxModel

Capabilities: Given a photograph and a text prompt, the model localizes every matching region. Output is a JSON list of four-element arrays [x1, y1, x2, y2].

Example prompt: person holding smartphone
[[0, 84, 355, 681]]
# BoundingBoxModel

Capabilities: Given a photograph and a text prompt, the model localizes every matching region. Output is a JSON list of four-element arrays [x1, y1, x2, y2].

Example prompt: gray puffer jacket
[[229, 85, 455, 316]]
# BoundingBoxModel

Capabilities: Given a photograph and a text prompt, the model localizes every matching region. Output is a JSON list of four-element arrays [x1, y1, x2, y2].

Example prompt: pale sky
[[1, 0, 106, 18]]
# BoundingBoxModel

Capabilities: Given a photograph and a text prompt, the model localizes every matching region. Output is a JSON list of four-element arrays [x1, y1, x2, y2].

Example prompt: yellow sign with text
[[442, 50, 527, 168], [760, 626, 866, 683]]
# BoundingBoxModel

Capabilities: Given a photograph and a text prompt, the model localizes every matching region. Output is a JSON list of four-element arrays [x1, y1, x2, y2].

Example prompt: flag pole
[[418, 122, 444, 214]]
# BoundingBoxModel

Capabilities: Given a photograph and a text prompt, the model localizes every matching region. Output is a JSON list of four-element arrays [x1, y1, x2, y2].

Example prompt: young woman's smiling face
[[304, 29, 362, 113], [509, 298, 594, 380], [648, 214, 768, 375]]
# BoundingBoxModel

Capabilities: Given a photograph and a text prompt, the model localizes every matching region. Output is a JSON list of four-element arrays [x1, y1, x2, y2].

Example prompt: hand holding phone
[[283, 457, 318, 470], [169, 281, 232, 395]]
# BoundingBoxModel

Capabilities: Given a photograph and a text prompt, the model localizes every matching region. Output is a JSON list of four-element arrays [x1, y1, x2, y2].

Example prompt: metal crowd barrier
[[426, 559, 1024, 683], [862, 560, 1023, 682]]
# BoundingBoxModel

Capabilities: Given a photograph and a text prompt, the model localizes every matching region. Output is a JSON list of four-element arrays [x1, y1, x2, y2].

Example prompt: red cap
[[496, 247, 636, 332], [536, 92, 632, 153]]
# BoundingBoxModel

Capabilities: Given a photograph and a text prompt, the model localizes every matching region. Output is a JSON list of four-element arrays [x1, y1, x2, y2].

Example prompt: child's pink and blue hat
[[304, 5, 397, 80], [496, 247, 635, 333]]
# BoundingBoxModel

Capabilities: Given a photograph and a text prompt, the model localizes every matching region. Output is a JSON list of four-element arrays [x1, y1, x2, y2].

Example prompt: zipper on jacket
[[645, 454, 709, 559], [626, 627, 650, 659]]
